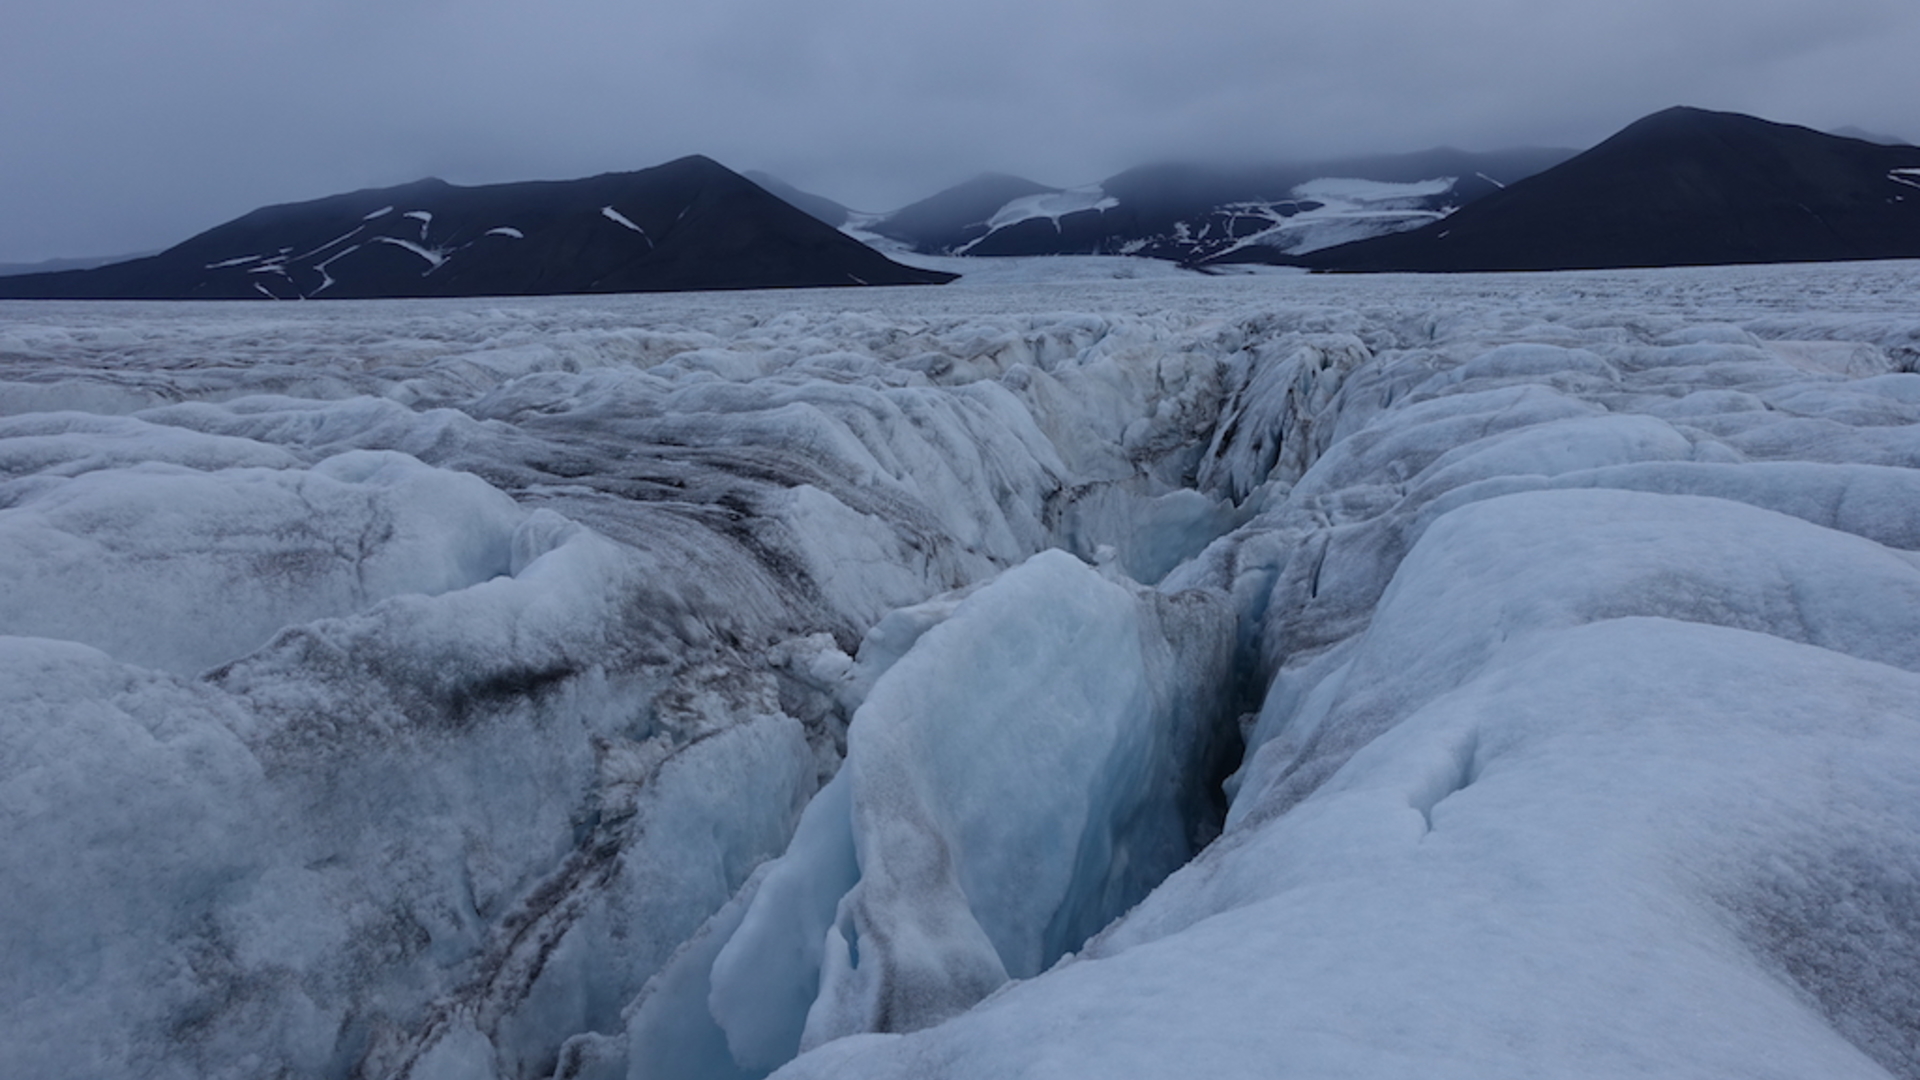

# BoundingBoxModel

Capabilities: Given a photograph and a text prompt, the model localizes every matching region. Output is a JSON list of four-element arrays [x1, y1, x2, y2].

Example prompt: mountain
[[1829, 125, 1914, 148], [0, 156, 954, 300], [861, 148, 1575, 264], [864, 173, 1064, 253], [743, 171, 852, 228], [0, 251, 160, 277], [1304, 107, 1920, 272]]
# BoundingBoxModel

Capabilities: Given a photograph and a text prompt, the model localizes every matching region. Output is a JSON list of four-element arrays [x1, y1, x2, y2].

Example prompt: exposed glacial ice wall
[[617, 550, 1234, 1080], [3, 263, 1920, 1080]]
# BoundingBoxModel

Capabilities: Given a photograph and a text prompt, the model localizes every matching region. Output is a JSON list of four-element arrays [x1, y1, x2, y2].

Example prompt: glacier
[[3, 261, 1920, 1080]]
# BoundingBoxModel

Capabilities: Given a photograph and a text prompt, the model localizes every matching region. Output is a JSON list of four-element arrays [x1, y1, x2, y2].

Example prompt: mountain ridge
[[0, 155, 954, 299], [860, 147, 1577, 264], [10, 107, 1920, 295], [1299, 107, 1920, 271]]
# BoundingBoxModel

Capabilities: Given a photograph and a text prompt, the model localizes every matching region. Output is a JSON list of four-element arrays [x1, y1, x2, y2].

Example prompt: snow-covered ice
[[973, 187, 1120, 239], [1214, 175, 1456, 257], [1291, 175, 1455, 204], [3, 260, 1920, 1080]]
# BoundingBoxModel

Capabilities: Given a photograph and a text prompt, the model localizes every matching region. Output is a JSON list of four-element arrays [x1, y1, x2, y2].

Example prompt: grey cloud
[[1, 0, 1915, 261]]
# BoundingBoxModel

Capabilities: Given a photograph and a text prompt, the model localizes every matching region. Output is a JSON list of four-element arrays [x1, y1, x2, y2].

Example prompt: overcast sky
[[3, 0, 1917, 263]]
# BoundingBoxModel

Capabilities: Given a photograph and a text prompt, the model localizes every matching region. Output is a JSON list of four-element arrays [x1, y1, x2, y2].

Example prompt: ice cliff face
[[4, 262, 1920, 1080]]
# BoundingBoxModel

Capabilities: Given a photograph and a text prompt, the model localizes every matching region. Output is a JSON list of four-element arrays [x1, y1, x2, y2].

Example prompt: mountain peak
[[1607, 105, 1771, 143], [0, 155, 954, 299], [1304, 106, 1920, 272]]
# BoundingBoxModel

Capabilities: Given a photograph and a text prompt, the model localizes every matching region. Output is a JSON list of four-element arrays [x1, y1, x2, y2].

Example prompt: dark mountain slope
[[0, 156, 952, 299], [0, 251, 161, 277], [743, 172, 852, 227], [1829, 126, 1914, 148], [864, 173, 1062, 253], [1305, 108, 1920, 272]]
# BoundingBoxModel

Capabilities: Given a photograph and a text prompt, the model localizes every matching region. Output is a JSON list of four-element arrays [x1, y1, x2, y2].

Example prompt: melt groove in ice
[[2, 262, 1920, 1080]]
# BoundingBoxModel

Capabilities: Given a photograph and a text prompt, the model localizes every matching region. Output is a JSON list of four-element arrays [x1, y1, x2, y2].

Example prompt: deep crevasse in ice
[[615, 550, 1234, 1080], [3, 264, 1920, 1080]]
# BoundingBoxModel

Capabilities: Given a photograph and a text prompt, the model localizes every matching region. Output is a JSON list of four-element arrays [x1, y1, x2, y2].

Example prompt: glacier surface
[[3, 260, 1920, 1080]]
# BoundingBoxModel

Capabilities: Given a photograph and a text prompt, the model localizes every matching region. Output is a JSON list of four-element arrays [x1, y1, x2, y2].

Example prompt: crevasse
[[4, 265, 1920, 1080]]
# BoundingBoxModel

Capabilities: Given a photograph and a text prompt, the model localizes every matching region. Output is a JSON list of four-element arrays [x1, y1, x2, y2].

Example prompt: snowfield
[[3, 260, 1920, 1080]]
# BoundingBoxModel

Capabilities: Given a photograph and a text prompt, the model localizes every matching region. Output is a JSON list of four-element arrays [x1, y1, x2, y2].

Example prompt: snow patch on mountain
[[1213, 176, 1456, 257], [1294, 176, 1454, 203], [373, 234, 449, 270], [602, 205, 653, 246], [980, 187, 1117, 234]]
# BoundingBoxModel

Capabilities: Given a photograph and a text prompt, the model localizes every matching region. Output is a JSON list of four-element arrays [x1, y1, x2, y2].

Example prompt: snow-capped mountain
[[10, 106, 1912, 301], [6, 261, 1920, 1079], [0, 156, 953, 300], [846, 108, 1920, 274], [861, 172, 1080, 254], [859, 147, 1574, 264], [1304, 107, 1920, 271]]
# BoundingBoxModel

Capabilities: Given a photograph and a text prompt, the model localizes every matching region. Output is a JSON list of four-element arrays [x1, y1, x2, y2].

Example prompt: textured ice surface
[[4, 261, 1920, 1080], [777, 619, 1920, 1080], [0, 443, 526, 673], [630, 549, 1234, 1077]]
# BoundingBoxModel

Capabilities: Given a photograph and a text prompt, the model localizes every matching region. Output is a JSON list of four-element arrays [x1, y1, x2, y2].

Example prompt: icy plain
[[3, 260, 1920, 1080]]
